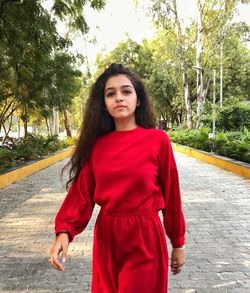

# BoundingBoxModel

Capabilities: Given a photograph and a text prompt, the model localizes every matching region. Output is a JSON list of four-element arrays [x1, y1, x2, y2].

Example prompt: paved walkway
[[0, 152, 250, 293]]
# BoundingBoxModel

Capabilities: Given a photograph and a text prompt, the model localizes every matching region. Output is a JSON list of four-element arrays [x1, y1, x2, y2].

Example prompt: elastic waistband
[[100, 209, 159, 217]]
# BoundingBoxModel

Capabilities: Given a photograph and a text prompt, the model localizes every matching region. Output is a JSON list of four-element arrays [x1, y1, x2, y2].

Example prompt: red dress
[[55, 127, 185, 293]]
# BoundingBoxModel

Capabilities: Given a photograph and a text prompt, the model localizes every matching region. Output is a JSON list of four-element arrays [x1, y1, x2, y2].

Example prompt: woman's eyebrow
[[105, 85, 133, 93]]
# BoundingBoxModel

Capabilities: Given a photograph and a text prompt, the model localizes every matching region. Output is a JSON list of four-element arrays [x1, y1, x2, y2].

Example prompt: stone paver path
[[0, 152, 250, 292]]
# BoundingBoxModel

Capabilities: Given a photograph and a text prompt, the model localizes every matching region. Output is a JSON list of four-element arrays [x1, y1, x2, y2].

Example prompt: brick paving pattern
[[0, 152, 249, 292]]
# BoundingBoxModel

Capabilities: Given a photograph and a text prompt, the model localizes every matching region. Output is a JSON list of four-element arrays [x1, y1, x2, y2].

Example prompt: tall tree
[[150, 0, 194, 128], [0, 0, 63, 136], [195, 0, 204, 129], [0, 0, 106, 136], [194, 0, 247, 128]]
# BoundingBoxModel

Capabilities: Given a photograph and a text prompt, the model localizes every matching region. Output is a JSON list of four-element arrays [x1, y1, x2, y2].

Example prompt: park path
[[0, 151, 250, 293]]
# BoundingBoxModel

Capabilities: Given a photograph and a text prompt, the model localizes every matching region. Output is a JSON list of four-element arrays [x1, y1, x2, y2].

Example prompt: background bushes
[[202, 102, 250, 132], [168, 128, 250, 164], [0, 134, 76, 171]]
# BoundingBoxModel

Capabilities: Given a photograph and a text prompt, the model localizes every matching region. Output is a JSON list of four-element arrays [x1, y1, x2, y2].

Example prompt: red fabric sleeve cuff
[[55, 225, 74, 242], [171, 236, 185, 248]]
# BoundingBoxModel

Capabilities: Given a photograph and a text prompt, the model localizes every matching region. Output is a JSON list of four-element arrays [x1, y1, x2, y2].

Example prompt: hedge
[[168, 128, 250, 164], [0, 134, 76, 171]]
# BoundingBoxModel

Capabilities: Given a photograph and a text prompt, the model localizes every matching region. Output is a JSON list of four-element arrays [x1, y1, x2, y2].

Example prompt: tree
[[194, 0, 248, 128], [149, 0, 249, 129], [0, 0, 106, 138], [150, 0, 194, 128], [219, 22, 250, 100], [47, 52, 82, 137], [94, 37, 186, 126], [52, 0, 106, 34], [0, 0, 63, 136]]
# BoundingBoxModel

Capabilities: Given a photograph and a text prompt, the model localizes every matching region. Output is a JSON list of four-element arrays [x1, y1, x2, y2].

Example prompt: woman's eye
[[106, 92, 114, 97], [123, 90, 132, 95]]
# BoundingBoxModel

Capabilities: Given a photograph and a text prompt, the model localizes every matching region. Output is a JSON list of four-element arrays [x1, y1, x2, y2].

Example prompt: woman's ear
[[137, 100, 140, 107]]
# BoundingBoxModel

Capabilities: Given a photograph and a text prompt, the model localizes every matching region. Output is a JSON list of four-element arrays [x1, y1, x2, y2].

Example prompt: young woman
[[50, 63, 186, 292]]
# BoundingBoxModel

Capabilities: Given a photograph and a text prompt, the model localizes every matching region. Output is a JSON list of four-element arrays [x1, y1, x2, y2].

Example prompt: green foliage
[[217, 102, 250, 131], [214, 130, 250, 163], [168, 128, 250, 163], [47, 52, 82, 110], [94, 37, 184, 124], [52, 0, 105, 33], [0, 134, 75, 171], [0, 148, 13, 170], [220, 23, 250, 100], [148, 0, 250, 129], [0, 0, 67, 130], [168, 128, 211, 151], [94, 39, 141, 77], [60, 136, 77, 148], [202, 101, 250, 131], [0, 0, 105, 136]]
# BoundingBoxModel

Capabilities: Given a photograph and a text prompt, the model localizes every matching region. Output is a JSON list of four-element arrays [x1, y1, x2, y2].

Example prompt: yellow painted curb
[[0, 148, 74, 189], [172, 143, 250, 179]]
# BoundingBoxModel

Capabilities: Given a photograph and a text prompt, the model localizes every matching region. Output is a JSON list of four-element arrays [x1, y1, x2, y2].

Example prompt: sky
[[72, 0, 198, 68], [42, 0, 250, 71]]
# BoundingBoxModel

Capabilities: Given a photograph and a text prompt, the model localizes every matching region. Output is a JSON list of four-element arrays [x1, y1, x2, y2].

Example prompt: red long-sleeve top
[[55, 127, 185, 247]]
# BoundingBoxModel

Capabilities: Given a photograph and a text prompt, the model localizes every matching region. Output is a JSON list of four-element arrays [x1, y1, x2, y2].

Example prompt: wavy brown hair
[[64, 63, 156, 189]]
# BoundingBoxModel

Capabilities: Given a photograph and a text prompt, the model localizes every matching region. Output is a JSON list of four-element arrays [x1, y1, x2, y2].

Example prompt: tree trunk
[[49, 116, 53, 136], [53, 108, 59, 136], [172, 0, 193, 128], [196, 70, 204, 129], [2, 124, 8, 144], [24, 120, 28, 138], [2, 114, 13, 144], [45, 118, 50, 136], [0, 98, 16, 135], [196, 0, 204, 129], [220, 43, 223, 107], [63, 109, 72, 137], [17, 117, 21, 138], [203, 77, 211, 102], [22, 105, 29, 138], [183, 72, 193, 129]]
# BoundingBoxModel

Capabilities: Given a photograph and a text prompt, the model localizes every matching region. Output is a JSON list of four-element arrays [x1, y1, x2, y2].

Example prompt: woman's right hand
[[49, 232, 69, 271]]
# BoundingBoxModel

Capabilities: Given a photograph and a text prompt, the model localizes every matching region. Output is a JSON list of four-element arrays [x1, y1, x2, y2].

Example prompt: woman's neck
[[114, 119, 138, 131]]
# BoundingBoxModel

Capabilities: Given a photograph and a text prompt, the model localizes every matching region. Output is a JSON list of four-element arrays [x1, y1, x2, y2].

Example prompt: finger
[[172, 263, 184, 275], [171, 258, 177, 269], [171, 258, 183, 274], [171, 266, 180, 275], [50, 246, 64, 271], [170, 260, 178, 273], [175, 266, 182, 275], [61, 241, 68, 262]]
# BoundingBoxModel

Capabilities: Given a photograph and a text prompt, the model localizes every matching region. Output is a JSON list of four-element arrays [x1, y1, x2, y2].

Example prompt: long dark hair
[[64, 63, 156, 189]]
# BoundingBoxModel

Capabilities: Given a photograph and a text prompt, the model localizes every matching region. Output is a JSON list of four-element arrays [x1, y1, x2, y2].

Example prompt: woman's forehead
[[105, 74, 133, 90]]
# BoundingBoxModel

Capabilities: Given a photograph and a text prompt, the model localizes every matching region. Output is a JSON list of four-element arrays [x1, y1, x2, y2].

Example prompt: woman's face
[[104, 74, 139, 123]]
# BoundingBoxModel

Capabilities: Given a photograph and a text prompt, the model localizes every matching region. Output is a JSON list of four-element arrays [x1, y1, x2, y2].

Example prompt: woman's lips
[[115, 105, 126, 110]]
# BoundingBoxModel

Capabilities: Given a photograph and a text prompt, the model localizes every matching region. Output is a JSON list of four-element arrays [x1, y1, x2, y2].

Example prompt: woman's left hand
[[171, 248, 185, 275]]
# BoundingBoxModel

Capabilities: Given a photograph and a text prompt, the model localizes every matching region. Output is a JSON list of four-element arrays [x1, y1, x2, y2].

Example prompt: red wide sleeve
[[55, 158, 95, 242], [157, 132, 185, 248]]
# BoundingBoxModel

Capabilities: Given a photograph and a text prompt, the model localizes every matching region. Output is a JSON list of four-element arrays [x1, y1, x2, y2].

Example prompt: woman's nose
[[115, 92, 124, 102]]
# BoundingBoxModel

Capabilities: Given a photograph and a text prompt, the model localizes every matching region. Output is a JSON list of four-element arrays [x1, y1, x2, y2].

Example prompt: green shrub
[[0, 134, 76, 172], [168, 128, 250, 164], [0, 148, 14, 169], [60, 136, 77, 149], [202, 102, 250, 131], [168, 128, 211, 152], [217, 102, 250, 132], [214, 130, 250, 163]]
